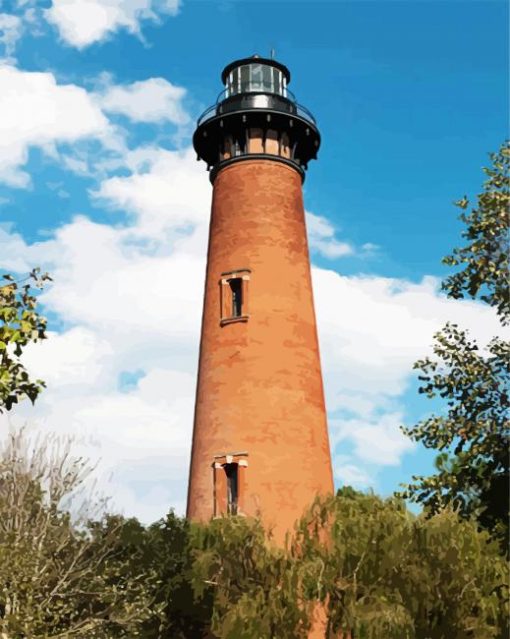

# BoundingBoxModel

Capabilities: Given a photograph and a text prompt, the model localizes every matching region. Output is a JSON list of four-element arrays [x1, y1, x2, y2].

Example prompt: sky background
[[0, 0, 507, 522]]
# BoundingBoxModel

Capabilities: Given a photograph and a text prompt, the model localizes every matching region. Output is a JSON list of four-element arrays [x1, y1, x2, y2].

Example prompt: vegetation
[[400, 325, 509, 547], [400, 142, 510, 550], [189, 516, 310, 639], [294, 489, 508, 639], [0, 269, 51, 412], [1, 442, 506, 639], [441, 142, 509, 323], [134, 512, 213, 639], [0, 429, 161, 638]]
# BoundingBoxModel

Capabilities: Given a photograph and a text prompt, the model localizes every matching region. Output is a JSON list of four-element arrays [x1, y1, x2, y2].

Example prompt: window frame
[[224, 463, 239, 515], [219, 268, 251, 326], [212, 452, 248, 517], [229, 278, 243, 318]]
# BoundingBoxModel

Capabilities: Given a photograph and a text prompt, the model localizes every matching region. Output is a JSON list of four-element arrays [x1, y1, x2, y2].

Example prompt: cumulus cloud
[[312, 267, 502, 490], [97, 77, 190, 125], [0, 13, 22, 62], [306, 211, 354, 259], [0, 66, 190, 186], [20, 335, 196, 523], [0, 147, 210, 522], [94, 146, 211, 244], [45, 0, 180, 49], [332, 456, 373, 487], [0, 65, 111, 187], [306, 212, 381, 260], [313, 270, 499, 401], [330, 413, 414, 467]]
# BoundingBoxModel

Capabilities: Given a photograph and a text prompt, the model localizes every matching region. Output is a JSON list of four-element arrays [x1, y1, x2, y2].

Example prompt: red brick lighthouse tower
[[187, 55, 334, 542]]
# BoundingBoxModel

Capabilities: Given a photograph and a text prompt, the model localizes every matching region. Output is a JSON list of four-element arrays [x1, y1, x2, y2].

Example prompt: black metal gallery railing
[[196, 88, 316, 127]]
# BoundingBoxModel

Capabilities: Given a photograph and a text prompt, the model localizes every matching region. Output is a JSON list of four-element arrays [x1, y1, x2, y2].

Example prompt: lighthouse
[[187, 55, 334, 542]]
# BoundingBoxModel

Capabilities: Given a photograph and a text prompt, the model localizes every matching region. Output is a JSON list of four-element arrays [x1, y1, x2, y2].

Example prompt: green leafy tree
[[108, 492, 508, 638], [135, 511, 213, 639], [293, 489, 508, 639], [0, 269, 51, 411], [401, 508, 508, 639], [401, 324, 509, 546], [0, 428, 160, 638], [400, 143, 510, 549], [190, 516, 311, 639], [442, 142, 509, 323], [294, 489, 415, 638]]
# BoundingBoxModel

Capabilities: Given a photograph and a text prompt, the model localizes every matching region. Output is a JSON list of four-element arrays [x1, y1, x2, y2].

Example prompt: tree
[[189, 515, 311, 639], [135, 511, 213, 639], [0, 269, 51, 411], [292, 489, 508, 639], [442, 142, 509, 324], [294, 489, 415, 638], [0, 428, 160, 638], [401, 508, 508, 639], [400, 142, 510, 549], [401, 324, 509, 546]]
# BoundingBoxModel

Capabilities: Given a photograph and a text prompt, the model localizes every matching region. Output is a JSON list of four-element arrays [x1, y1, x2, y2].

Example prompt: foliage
[[190, 515, 311, 639], [442, 141, 509, 324], [0, 429, 160, 638], [400, 143, 510, 551], [294, 489, 415, 638], [400, 323, 509, 547], [293, 489, 509, 639], [0, 436, 507, 639], [0, 269, 51, 412], [138, 512, 213, 639], [401, 508, 508, 639]]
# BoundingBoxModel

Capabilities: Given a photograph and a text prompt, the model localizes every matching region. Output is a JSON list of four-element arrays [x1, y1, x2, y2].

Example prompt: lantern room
[[221, 57, 290, 98]]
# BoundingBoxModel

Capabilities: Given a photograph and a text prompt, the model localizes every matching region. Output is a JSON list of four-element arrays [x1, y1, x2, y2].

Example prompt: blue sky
[[0, 0, 507, 522]]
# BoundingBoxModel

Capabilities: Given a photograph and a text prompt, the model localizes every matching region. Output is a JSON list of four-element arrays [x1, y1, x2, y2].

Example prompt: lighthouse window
[[227, 71, 237, 96], [250, 64, 264, 91], [230, 68, 240, 95], [240, 65, 250, 92], [224, 463, 238, 515], [228, 64, 283, 95], [273, 68, 281, 95], [220, 269, 250, 325], [229, 278, 243, 317], [262, 65, 273, 92]]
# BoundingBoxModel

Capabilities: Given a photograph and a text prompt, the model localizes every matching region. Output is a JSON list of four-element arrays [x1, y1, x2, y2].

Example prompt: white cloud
[[0, 13, 22, 62], [361, 242, 380, 254], [306, 211, 354, 258], [0, 225, 60, 271], [313, 269, 500, 401], [97, 77, 189, 125], [45, 0, 180, 49], [312, 267, 502, 489], [0, 146, 211, 522], [15, 360, 196, 522], [0, 65, 111, 187], [332, 457, 372, 487], [94, 146, 211, 240], [330, 413, 414, 467], [24, 327, 115, 391]]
